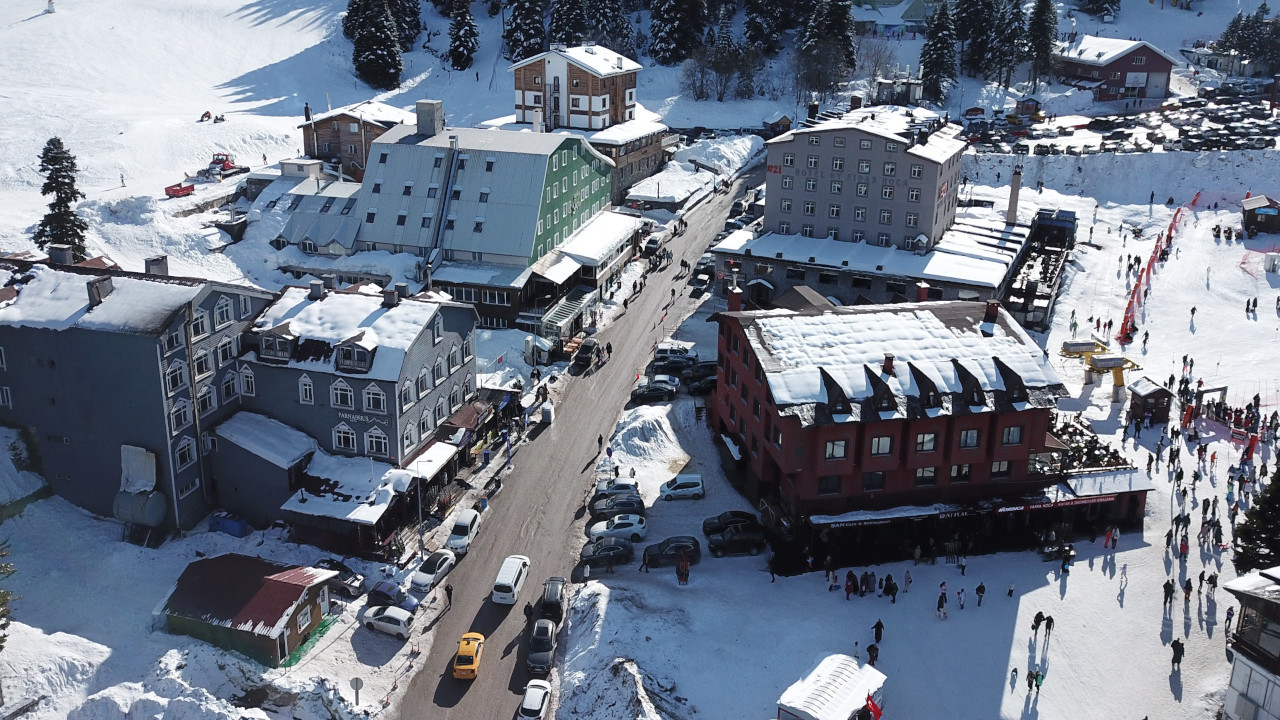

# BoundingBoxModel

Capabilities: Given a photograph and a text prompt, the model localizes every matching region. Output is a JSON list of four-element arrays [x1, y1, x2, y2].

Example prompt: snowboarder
[[976, 582, 986, 607], [1171, 638, 1185, 669], [872, 619, 884, 643]]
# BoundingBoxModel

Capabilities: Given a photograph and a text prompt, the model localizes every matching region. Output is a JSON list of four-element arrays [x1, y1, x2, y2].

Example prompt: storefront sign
[[828, 518, 894, 528], [339, 411, 390, 427], [997, 494, 1117, 513]]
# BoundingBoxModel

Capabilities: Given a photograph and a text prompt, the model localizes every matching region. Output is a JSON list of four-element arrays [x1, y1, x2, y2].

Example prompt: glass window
[[862, 471, 885, 491], [365, 428, 389, 456], [951, 464, 972, 483], [834, 137, 846, 147], [782, 176, 793, 189], [880, 209, 893, 224], [364, 385, 387, 413], [193, 351, 212, 378], [828, 204, 841, 218], [176, 437, 196, 469], [830, 180, 843, 193], [916, 433, 936, 452], [959, 429, 979, 448], [859, 139, 872, 149], [883, 162, 896, 176], [213, 297, 233, 327], [190, 311, 208, 337], [992, 460, 1011, 478], [331, 381, 353, 408], [881, 185, 894, 200], [808, 135, 821, 145], [801, 225, 814, 237], [858, 160, 871, 173], [783, 153, 795, 166], [818, 475, 842, 495], [832, 157, 844, 171], [908, 188, 921, 202], [906, 212, 919, 228], [825, 440, 847, 460], [915, 467, 937, 486], [854, 207, 866, 221], [807, 155, 819, 168], [803, 201, 816, 216], [170, 401, 191, 432], [299, 375, 314, 404], [781, 199, 793, 213], [334, 425, 356, 451], [871, 436, 892, 456], [910, 164, 924, 178], [805, 178, 817, 192], [240, 369, 255, 397], [857, 183, 868, 197], [1002, 426, 1023, 445]]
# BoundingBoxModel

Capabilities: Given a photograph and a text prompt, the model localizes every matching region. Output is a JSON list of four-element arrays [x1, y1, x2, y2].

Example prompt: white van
[[492, 554, 531, 605]]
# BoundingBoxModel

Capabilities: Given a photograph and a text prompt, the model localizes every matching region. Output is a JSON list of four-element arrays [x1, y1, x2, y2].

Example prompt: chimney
[[807, 103, 820, 121], [984, 300, 1001, 324], [304, 102, 313, 123], [449, 134, 458, 151], [882, 353, 895, 375], [46, 244, 73, 265], [381, 289, 400, 308], [1006, 165, 1023, 226], [416, 99, 445, 138], [86, 276, 114, 308], [144, 255, 169, 276], [616, 57, 623, 70], [321, 273, 337, 289], [915, 281, 930, 301], [395, 282, 409, 298], [308, 279, 325, 301]]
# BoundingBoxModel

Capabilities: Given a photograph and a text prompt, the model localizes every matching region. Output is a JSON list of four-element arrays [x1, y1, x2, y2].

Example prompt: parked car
[[681, 360, 719, 382], [643, 536, 702, 568], [518, 680, 553, 719], [661, 474, 705, 500], [445, 508, 482, 556], [654, 342, 697, 362], [689, 273, 712, 297], [642, 235, 663, 257], [526, 618, 557, 675], [453, 632, 485, 680], [1032, 144, 1051, 156], [653, 355, 698, 374], [687, 376, 717, 395], [594, 477, 639, 498], [368, 580, 420, 614], [580, 536, 634, 567], [694, 253, 715, 274], [1012, 142, 1030, 155], [631, 377, 675, 404], [410, 549, 456, 593], [589, 493, 647, 520], [572, 338, 599, 370], [702, 510, 761, 536], [363, 605, 415, 640], [708, 526, 769, 557], [588, 513, 648, 542], [650, 374, 682, 392], [315, 558, 364, 598], [539, 576, 567, 625]]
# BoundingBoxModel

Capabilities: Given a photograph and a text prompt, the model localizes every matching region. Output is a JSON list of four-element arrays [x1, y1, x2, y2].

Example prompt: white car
[[661, 474, 705, 500], [410, 549, 456, 593], [595, 478, 639, 497], [445, 508, 482, 556], [588, 514, 648, 542], [364, 605, 415, 640], [518, 680, 553, 719], [651, 374, 682, 392]]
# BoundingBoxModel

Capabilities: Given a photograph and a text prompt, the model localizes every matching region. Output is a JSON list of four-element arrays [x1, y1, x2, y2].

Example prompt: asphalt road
[[397, 164, 764, 720]]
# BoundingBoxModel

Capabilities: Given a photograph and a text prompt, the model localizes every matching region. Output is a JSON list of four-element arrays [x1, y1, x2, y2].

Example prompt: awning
[[408, 441, 459, 481], [530, 252, 583, 285], [1044, 433, 1069, 451]]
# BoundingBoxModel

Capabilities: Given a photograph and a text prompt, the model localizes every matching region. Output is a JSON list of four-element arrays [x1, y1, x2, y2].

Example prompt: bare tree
[[856, 37, 898, 82]]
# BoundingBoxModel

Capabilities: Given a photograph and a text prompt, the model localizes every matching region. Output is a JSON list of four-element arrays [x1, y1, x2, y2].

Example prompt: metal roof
[[162, 554, 336, 639]]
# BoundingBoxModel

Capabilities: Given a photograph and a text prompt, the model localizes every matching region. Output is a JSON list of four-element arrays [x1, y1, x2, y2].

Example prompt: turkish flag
[[866, 694, 883, 720]]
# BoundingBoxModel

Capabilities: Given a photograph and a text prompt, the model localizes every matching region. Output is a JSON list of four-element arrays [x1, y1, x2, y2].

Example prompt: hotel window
[[858, 160, 871, 173], [240, 368, 255, 396], [879, 209, 893, 224], [818, 475, 842, 495], [951, 464, 972, 483], [193, 351, 212, 378], [196, 385, 216, 415], [807, 155, 819, 168], [176, 437, 196, 469], [299, 375, 314, 404], [825, 440, 847, 460], [778, 221, 791, 233], [959, 429, 979, 448], [832, 157, 844, 171], [801, 224, 814, 237], [834, 137, 846, 147], [333, 424, 356, 451], [803, 201, 816, 215], [402, 183, 414, 196], [782, 176, 793, 189], [828, 204, 841, 218], [883, 162, 896, 176], [1002, 426, 1023, 445], [871, 436, 892, 456], [805, 178, 817, 192], [859, 139, 872, 149], [915, 467, 937, 486], [783, 153, 795, 166], [908, 187, 921, 202], [831, 180, 843, 193], [808, 135, 821, 145], [910, 164, 923, 178], [213, 297, 233, 327], [862, 471, 885, 491], [365, 428, 389, 456], [881, 185, 894, 200], [331, 380, 354, 408], [886, 142, 898, 152], [854, 207, 867, 221], [916, 432, 936, 452], [190, 310, 209, 338], [906, 212, 919, 228], [857, 183, 869, 197], [991, 460, 1012, 478], [781, 199, 793, 213], [170, 401, 192, 432]]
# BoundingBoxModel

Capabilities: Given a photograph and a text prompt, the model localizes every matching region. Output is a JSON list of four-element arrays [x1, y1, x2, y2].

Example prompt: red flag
[[866, 694, 883, 720]]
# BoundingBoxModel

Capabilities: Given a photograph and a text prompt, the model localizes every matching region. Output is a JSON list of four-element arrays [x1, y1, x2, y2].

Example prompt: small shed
[[1127, 376, 1174, 425], [1243, 195, 1280, 236], [764, 112, 793, 138], [777, 654, 886, 720], [1015, 97, 1042, 117], [161, 553, 336, 668]]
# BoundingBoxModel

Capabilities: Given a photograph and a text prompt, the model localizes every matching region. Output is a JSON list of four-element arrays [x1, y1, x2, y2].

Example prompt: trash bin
[[480, 497, 489, 511], [483, 449, 491, 465]]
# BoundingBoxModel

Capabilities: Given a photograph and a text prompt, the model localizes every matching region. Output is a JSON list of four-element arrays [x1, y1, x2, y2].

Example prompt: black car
[[526, 618, 557, 675], [631, 379, 675, 404], [315, 557, 365, 598], [695, 253, 715, 274], [581, 537, 634, 567], [572, 338, 599, 370], [589, 493, 647, 520], [687, 376, 717, 396], [702, 510, 761, 537], [642, 536, 702, 568], [539, 576, 567, 625], [653, 355, 699, 374], [708, 526, 769, 558], [681, 360, 719, 382]]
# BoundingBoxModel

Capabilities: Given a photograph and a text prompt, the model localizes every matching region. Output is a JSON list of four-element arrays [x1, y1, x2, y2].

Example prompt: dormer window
[[336, 345, 371, 372], [260, 334, 292, 360], [877, 393, 895, 411], [970, 387, 984, 406], [925, 391, 939, 408]]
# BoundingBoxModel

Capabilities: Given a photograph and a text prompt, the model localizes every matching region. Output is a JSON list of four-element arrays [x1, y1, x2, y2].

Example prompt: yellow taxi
[[453, 632, 485, 680]]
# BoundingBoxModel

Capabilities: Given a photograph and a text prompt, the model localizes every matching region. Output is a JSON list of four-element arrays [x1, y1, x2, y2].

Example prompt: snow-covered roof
[[303, 100, 415, 129], [162, 554, 337, 639], [1225, 567, 1280, 601], [282, 452, 404, 526], [214, 412, 316, 469], [0, 264, 203, 334], [557, 211, 642, 267], [588, 119, 668, 146], [408, 441, 459, 480], [1064, 468, 1153, 497], [714, 216, 1028, 290], [769, 105, 968, 166], [1054, 35, 1181, 67], [510, 44, 642, 78], [432, 262, 529, 289], [252, 286, 442, 381], [627, 162, 715, 204], [1127, 376, 1171, 397], [529, 251, 582, 285], [722, 300, 1063, 419], [777, 653, 886, 720]]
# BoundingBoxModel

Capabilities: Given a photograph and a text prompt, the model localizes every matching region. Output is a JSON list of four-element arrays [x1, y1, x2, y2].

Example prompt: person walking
[[1032, 611, 1045, 636], [1171, 638, 1185, 670], [904, 569, 912, 593], [1111, 527, 1121, 549], [958, 556, 967, 576], [1008, 581, 1016, 598], [937, 591, 948, 620], [1035, 670, 1044, 694], [1044, 615, 1055, 639], [597, 434, 604, 454], [866, 643, 879, 666], [444, 583, 453, 609], [1026, 666, 1037, 693], [1208, 572, 1219, 597], [957, 588, 966, 609], [872, 619, 884, 643], [845, 571, 856, 601], [1226, 606, 1236, 635], [1198, 570, 1205, 594], [1166, 528, 1174, 551], [1164, 578, 1176, 608], [976, 582, 986, 607], [852, 641, 861, 663], [1184, 578, 1194, 602]]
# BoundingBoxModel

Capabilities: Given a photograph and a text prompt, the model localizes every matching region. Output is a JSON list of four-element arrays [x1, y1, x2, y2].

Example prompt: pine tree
[[650, 0, 706, 65], [984, 0, 1024, 87], [388, 0, 423, 50], [592, 0, 636, 59], [353, 0, 404, 88], [33, 137, 88, 262], [449, 0, 480, 69], [954, 0, 993, 76], [735, 47, 760, 98], [794, 0, 855, 99], [503, 0, 546, 61], [708, 6, 739, 101], [744, 0, 781, 56], [919, 0, 957, 102], [344, 0, 370, 40], [1234, 480, 1280, 573], [1025, 0, 1058, 91], [548, 0, 588, 46], [825, 0, 859, 70]]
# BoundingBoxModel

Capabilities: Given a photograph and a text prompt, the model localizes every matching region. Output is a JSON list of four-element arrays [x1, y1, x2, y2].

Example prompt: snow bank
[[673, 134, 764, 176], [0, 427, 46, 505], [599, 405, 690, 491]]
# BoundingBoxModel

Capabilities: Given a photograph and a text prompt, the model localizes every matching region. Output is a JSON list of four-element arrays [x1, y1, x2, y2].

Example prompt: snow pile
[[673, 134, 764, 176], [68, 648, 271, 720], [599, 404, 691, 492], [626, 162, 716, 204], [0, 427, 46, 505], [476, 328, 536, 390]]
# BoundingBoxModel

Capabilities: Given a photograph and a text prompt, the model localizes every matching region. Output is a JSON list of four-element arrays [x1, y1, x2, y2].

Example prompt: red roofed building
[[1054, 35, 1179, 102], [161, 553, 336, 667]]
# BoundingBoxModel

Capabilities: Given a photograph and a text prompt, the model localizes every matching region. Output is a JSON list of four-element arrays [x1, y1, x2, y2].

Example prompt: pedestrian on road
[[1035, 671, 1044, 694], [1171, 638, 1185, 670], [597, 434, 604, 454], [1044, 615, 1055, 639], [444, 583, 453, 609], [872, 619, 884, 643], [903, 569, 912, 593], [639, 554, 649, 572], [958, 556, 967, 576], [976, 582, 986, 606]]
